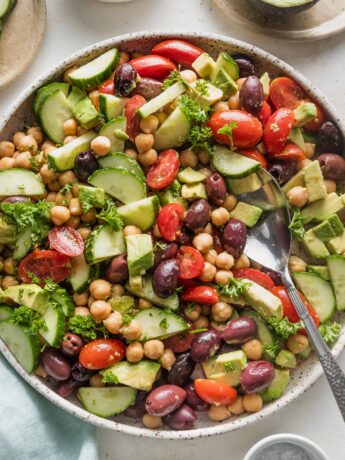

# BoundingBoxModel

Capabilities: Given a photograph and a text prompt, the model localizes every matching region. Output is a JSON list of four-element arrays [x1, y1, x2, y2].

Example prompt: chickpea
[[72, 183, 81, 197], [138, 298, 153, 310], [59, 171, 77, 187], [77, 227, 91, 241], [40, 164, 58, 184], [287, 186, 308, 208], [120, 319, 142, 340], [228, 92, 240, 110], [50, 206, 71, 226], [204, 249, 217, 265], [243, 394, 263, 413], [119, 51, 130, 64], [153, 223, 162, 238], [124, 225, 142, 237], [143, 414, 163, 429], [69, 198, 83, 216], [34, 364, 48, 378], [198, 167, 212, 178], [89, 373, 106, 388], [81, 208, 97, 224], [90, 300, 112, 323], [0, 157, 15, 169], [143, 340, 164, 360], [63, 65, 78, 83], [180, 69, 197, 83], [214, 270, 233, 285], [17, 135, 37, 154], [223, 194, 237, 212], [193, 315, 209, 329], [324, 179, 336, 194], [27, 126, 43, 145], [208, 406, 231, 421], [138, 149, 158, 167], [287, 333, 309, 354], [155, 112, 168, 125], [126, 342, 144, 363], [214, 101, 229, 112], [74, 306, 91, 317], [211, 207, 230, 227], [15, 151, 32, 169], [3, 257, 16, 275], [12, 131, 25, 147], [46, 192, 57, 203], [140, 115, 159, 134], [103, 311, 123, 334], [228, 396, 244, 415], [193, 233, 213, 254], [2, 276, 19, 289], [73, 292, 89, 306], [198, 150, 210, 165], [215, 252, 234, 270], [210, 321, 227, 332], [55, 191, 71, 206], [211, 302, 233, 322], [88, 296, 95, 308], [90, 279, 112, 300], [234, 254, 250, 269], [135, 133, 154, 154], [242, 339, 263, 360], [125, 148, 138, 161], [91, 136, 111, 157], [41, 140, 55, 153], [78, 126, 89, 136], [184, 303, 201, 321], [288, 255, 307, 273], [304, 142, 316, 159], [199, 262, 217, 283], [63, 135, 77, 145], [63, 119, 78, 136], [236, 78, 246, 89], [202, 223, 213, 235], [179, 149, 198, 168], [0, 141, 15, 158], [88, 90, 99, 108], [160, 349, 176, 370]]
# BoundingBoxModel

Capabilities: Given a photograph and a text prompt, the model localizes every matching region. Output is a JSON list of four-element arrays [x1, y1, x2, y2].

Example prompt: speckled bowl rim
[[0, 30, 345, 440]]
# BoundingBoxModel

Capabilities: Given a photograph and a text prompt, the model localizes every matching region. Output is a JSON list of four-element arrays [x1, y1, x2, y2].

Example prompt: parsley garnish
[[224, 362, 236, 373], [168, 180, 182, 198], [268, 316, 302, 339], [217, 122, 238, 147], [60, 183, 73, 196], [101, 370, 119, 385], [175, 286, 184, 293], [319, 320, 341, 344], [263, 342, 280, 360], [96, 200, 124, 232], [47, 155, 57, 171], [44, 278, 59, 293], [154, 241, 168, 252], [179, 95, 210, 123], [122, 314, 133, 326], [68, 315, 108, 340], [218, 278, 250, 298], [159, 318, 169, 330], [194, 80, 210, 97], [26, 271, 41, 284], [289, 208, 305, 241], [162, 69, 186, 91], [187, 126, 213, 156], [10, 306, 47, 334], [29, 156, 39, 172]]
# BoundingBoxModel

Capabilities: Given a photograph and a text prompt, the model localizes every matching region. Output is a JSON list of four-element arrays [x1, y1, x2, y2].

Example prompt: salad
[[0, 38, 344, 431]]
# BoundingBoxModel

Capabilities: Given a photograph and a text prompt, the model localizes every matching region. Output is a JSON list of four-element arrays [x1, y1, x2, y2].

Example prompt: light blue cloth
[[0, 355, 99, 460]]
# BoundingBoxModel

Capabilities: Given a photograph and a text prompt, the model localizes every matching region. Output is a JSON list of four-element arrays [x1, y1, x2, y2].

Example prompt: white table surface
[[1, 1, 345, 458]]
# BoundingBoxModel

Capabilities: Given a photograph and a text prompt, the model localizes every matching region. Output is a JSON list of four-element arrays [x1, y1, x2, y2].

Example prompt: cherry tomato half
[[178, 246, 205, 280], [164, 331, 195, 353], [239, 149, 267, 169], [48, 225, 84, 257], [125, 95, 146, 142], [194, 379, 238, 406], [274, 143, 305, 162], [258, 101, 272, 127], [152, 39, 204, 67], [232, 268, 275, 290], [263, 108, 294, 156], [146, 149, 180, 191], [269, 77, 307, 109], [79, 338, 126, 370], [18, 250, 70, 285], [209, 110, 263, 149], [181, 286, 219, 305], [295, 100, 326, 133], [99, 79, 114, 95], [157, 203, 185, 242], [129, 55, 176, 80]]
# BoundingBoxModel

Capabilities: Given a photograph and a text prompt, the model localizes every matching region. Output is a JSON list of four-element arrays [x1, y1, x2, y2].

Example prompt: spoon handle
[[282, 270, 345, 422]]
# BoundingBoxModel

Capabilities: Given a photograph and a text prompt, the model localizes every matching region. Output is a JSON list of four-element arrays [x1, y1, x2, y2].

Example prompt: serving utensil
[[241, 168, 345, 421]]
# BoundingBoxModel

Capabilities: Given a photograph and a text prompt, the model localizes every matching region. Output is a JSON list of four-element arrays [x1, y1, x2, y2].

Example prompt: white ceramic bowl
[[0, 31, 344, 440]]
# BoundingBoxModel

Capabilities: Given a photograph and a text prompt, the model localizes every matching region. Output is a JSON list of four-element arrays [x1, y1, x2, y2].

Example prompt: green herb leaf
[[319, 320, 341, 344], [217, 122, 238, 147], [188, 328, 208, 335], [154, 241, 168, 252], [168, 180, 182, 198], [159, 318, 169, 330], [217, 278, 250, 298], [263, 342, 280, 360], [68, 315, 108, 340], [194, 80, 210, 97], [289, 208, 305, 241], [101, 370, 119, 385], [44, 278, 59, 293], [26, 271, 41, 284], [122, 314, 133, 326], [10, 306, 47, 334], [96, 200, 124, 232], [187, 126, 213, 155], [224, 362, 236, 373], [268, 316, 302, 339], [29, 156, 40, 172], [179, 95, 210, 123], [60, 183, 73, 196], [162, 69, 186, 91]]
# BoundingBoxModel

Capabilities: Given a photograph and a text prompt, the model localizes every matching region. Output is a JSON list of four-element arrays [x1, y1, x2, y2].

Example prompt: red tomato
[[178, 278, 198, 289], [146, 149, 180, 190], [48, 225, 84, 257], [79, 339, 126, 370], [274, 143, 305, 162], [258, 101, 272, 126], [99, 79, 114, 95], [152, 39, 204, 67], [178, 246, 205, 280], [157, 203, 185, 242], [239, 149, 267, 169], [233, 268, 275, 290], [164, 332, 194, 353], [181, 286, 219, 304], [125, 95, 146, 142], [209, 110, 263, 149], [194, 379, 238, 406], [18, 250, 70, 285], [263, 108, 294, 156], [269, 77, 307, 109], [129, 55, 176, 80]]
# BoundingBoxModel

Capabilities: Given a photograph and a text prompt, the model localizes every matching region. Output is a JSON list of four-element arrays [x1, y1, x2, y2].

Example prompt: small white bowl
[[244, 433, 329, 460]]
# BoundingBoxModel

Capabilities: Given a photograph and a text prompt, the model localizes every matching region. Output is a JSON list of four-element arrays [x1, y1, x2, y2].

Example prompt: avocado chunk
[[100, 361, 160, 391], [243, 281, 283, 320], [118, 195, 159, 231], [212, 68, 237, 98], [227, 173, 262, 195], [275, 349, 297, 368], [110, 295, 135, 315], [288, 127, 305, 152], [307, 265, 330, 281], [260, 72, 270, 99], [4, 284, 49, 315], [0, 217, 16, 245], [293, 102, 317, 127], [177, 167, 206, 184], [302, 229, 330, 259], [181, 183, 207, 200], [327, 214, 344, 236], [189, 80, 223, 106], [313, 220, 336, 242], [126, 234, 154, 278], [282, 169, 305, 193], [192, 53, 216, 78], [303, 161, 327, 203], [327, 230, 345, 255], [202, 350, 247, 387], [230, 202, 263, 228], [78, 185, 106, 212], [72, 97, 101, 129], [154, 106, 190, 151], [301, 193, 345, 224], [67, 86, 85, 107], [125, 275, 179, 311], [261, 369, 290, 402], [241, 308, 276, 348], [212, 51, 239, 81], [157, 186, 188, 210]]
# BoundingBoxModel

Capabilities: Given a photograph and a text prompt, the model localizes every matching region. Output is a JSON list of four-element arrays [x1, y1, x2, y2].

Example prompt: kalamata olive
[[317, 153, 345, 181], [212, 225, 223, 253], [71, 362, 96, 382], [184, 382, 209, 411], [74, 150, 100, 182], [221, 317, 257, 344], [233, 54, 255, 78], [164, 404, 196, 430], [205, 173, 227, 206], [56, 378, 82, 398], [190, 363, 206, 380], [222, 219, 247, 259], [152, 259, 180, 297], [176, 227, 193, 246], [267, 160, 296, 186], [185, 199, 212, 231], [317, 121, 343, 155], [41, 348, 72, 381], [114, 63, 137, 97], [60, 332, 83, 357], [240, 75, 264, 115], [190, 328, 221, 363], [145, 384, 186, 417], [240, 360, 275, 393], [218, 342, 238, 355], [105, 254, 129, 283], [124, 391, 147, 417], [154, 242, 178, 268], [3, 196, 31, 203], [163, 332, 194, 353], [168, 352, 194, 386], [133, 77, 163, 99]]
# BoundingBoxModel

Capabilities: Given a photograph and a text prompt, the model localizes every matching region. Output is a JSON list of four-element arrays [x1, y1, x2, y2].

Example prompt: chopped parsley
[[44, 278, 59, 293], [194, 80, 210, 97], [154, 241, 168, 252], [268, 316, 302, 339], [29, 156, 39, 172], [289, 208, 305, 241], [68, 315, 108, 341], [187, 126, 213, 156], [263, 342, 280, 360], [60, 183, 73, 196], [96, 200, 124, 232], [224, 362, 236, 373], [101, 370, 119, 385], [217, 121, 238, 147], [26, 271, 41, 284], [168, 180, 182, 198], [179, 95, 210, 123], [319, 320, 341, 344], [175, 286, 184, 293], [122, 314, 133, 326], [159, 318, 169, 330], [217, 278, 250, 298], [10, 306, 47, 334], [162, 69, 186, 91]]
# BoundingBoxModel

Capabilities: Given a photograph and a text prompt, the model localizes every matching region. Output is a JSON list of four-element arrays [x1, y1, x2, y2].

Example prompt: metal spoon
[[240, 168, 345, 420]]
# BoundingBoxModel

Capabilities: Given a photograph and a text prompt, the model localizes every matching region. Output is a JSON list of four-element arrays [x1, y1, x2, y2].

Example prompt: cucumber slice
[[69, 48, 120, 90], [48, 131, 97, 171], [0, 321, 40, 373], [138, 82, 186, 119], [38, 90, 73, 143], [241, 308, 276, 350], [98, 152, 144, 180], [212, 146, 261, 178], [99, 117, 127, 153], [118, 195, 159, 231], [0, 0, 13, 18], [154, 106, 191, 151], [33, 82, 69, 116], [98, 94, 127, 122], [212, 51, 239, 81], [0, 169, 45, 197], [78, 387, 137, 417], [70, 253, 94, 294], [327, 255, 345, 311], [125, 275, 179, 311], [134, 307, 188, 341], [13, 226, 32, 260], [51, 288, 75, 316], [67, 86, 85, 107], [100, 361, 160, 391], [293, 271, 336, 322], [39, 304, 65, 347], [0, 305, 13, 321], [88, 167, 146, 204], [85, 225, 126, 264]]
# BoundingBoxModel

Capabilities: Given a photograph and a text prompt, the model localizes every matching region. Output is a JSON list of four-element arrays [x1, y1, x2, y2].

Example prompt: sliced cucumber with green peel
[[99, 152, 144, 179], [33, 82, 69, 116], [78, 387, 137, 417], [67, 86, 85, 107], [154, 106, 191, 151], [13, 226, 32, 260], [69, 48, 120, 90], [85, 225, 126, 264], [327, 256, 345, 311], [99, 117, 127, 153], [212, 146, 261, 178], [70, 253, 95, 294], [118, 195, 159, 231], [134, 307, 188, 341], [48, 131, 97, 171], [293, 271, 335, 322], [125, 275, 179, 311], [51, 288, 75, 316], [0, 305, 13, 321], [100, 361, 160, 391], [212, 51, 239, 81], [99, 94, 127, 122], [38, 90, 73, 143], [138, 82, 186, 119], [39, 304, 65, 347], [88, 167, 146, 204], [0, 321, 40, 373], [0, 169, 45, 197]]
